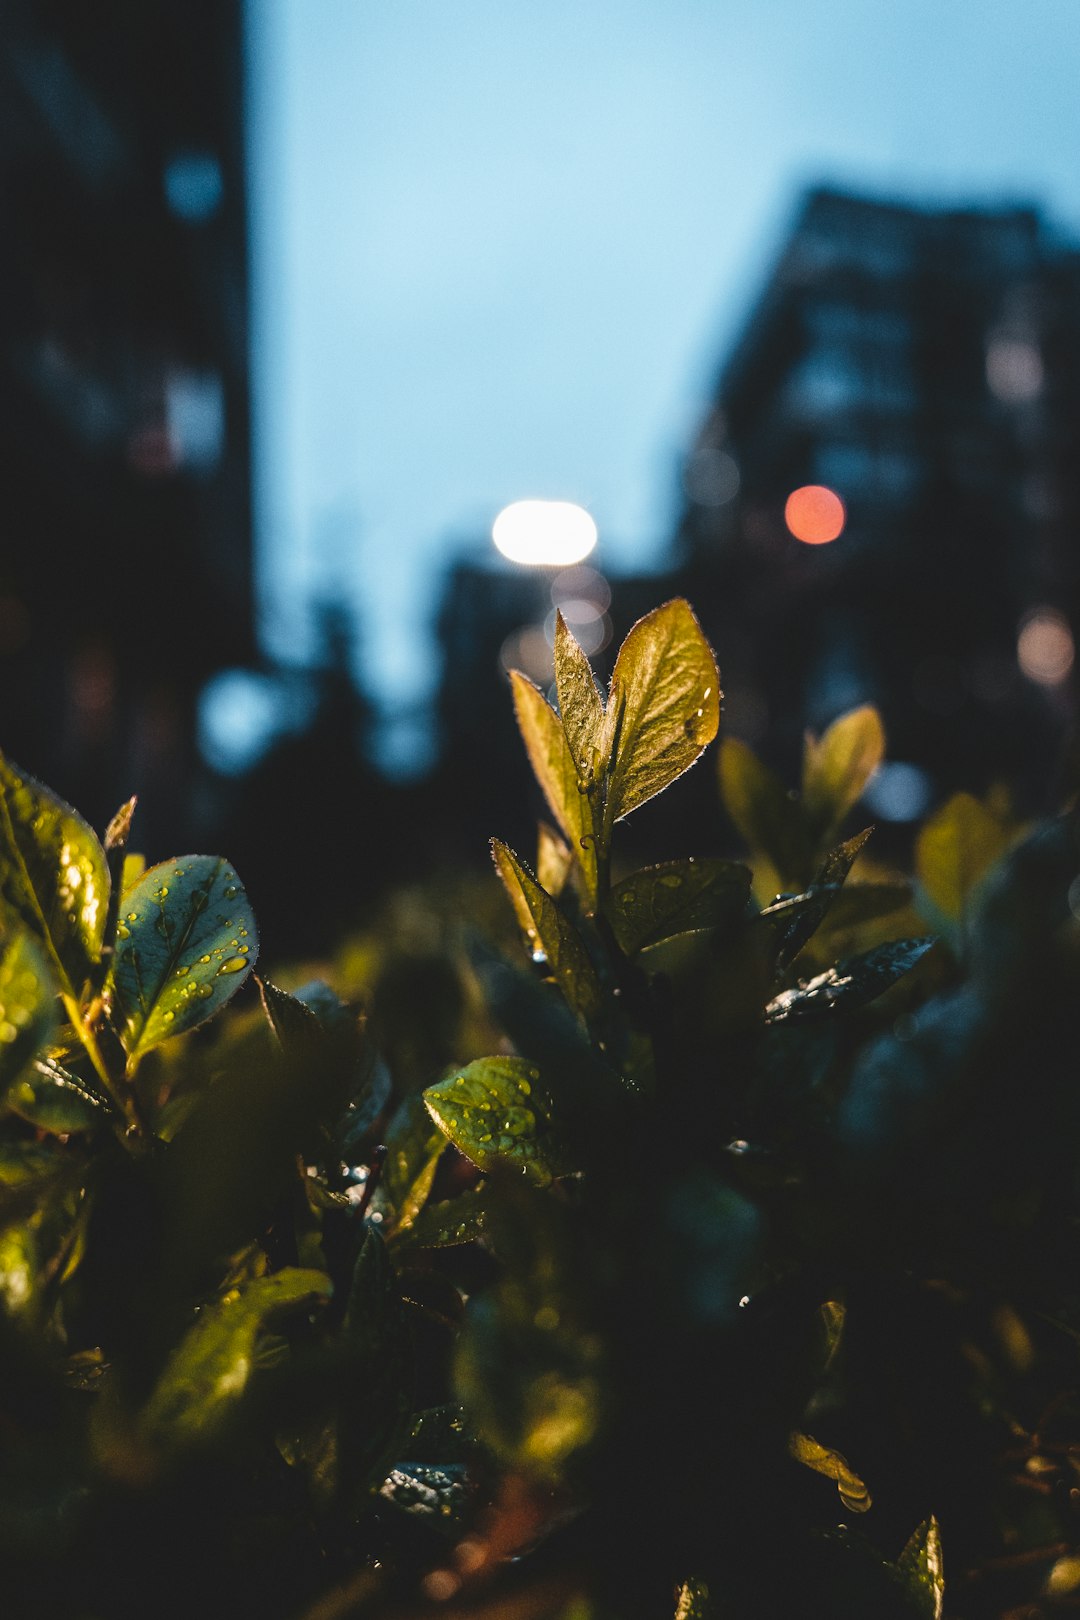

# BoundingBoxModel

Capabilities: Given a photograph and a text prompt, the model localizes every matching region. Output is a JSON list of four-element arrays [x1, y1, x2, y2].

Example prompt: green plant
[[2, 599, 1079, 1620]]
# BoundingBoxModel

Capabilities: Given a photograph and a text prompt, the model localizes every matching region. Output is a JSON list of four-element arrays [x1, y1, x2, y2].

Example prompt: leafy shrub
[[1, 599, 1079, 1619]]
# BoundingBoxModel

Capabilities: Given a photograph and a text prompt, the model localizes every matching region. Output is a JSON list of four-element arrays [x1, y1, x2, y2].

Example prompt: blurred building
[[0, 0, 252, 850], [675, 186, 1080, 814]]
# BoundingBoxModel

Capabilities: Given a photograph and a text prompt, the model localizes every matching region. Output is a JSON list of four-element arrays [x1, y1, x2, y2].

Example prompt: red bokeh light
[[784, 484, 845, 544]]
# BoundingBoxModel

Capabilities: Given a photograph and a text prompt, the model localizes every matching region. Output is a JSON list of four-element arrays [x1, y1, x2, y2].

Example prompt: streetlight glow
[[492, 500, 598, 567]]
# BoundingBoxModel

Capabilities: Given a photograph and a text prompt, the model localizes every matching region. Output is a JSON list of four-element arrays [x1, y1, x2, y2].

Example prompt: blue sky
[[244, 0, 1080, 760]]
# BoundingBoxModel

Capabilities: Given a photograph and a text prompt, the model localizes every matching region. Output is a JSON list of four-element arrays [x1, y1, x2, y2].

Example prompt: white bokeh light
[[492, 500, 598, 567]]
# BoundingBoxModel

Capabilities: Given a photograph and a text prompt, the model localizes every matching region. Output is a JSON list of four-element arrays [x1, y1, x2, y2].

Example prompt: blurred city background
[[3, 0, 1080, 950]]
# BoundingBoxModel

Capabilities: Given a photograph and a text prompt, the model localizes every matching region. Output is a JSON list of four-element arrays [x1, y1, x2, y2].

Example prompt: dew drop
[[126, 912, 139, 923], [223, 885, 238, 899], [116, 923, 130, 939], [199, 954, 212, 964], [0, 1022, 15, 1043], [217, 955, 248, 975], [175, 964, 190, 977], [196, 983, 214, 999], [162, 1010, 175, 1024]]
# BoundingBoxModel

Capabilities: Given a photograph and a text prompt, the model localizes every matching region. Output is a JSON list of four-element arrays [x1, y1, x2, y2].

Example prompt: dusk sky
[[244, 0, 1080, 765]]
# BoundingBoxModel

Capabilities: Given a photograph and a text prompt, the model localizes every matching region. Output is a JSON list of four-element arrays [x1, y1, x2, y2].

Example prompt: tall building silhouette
[[675, 186, 1080, 809], [0, 0, 252, 850]]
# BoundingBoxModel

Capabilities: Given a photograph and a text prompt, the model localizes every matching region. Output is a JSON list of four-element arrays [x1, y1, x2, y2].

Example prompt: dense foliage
[[1, 598, 1079, 1619]]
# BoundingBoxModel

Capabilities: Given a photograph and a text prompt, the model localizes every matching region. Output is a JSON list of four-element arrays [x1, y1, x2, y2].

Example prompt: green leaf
[[7, 1054, 111, 1133], [554, 612, 604, 785], [258, 976, 323, 1054], [765, 939, 935, 1023], [392, 1185, 490, 1251], [372, 1093, 446, 1233], [916, 792, 1013, 934], [0, 754, 109, 998], [789, 1430, 871, 1511], [108, 855, 257, 1059], [0, 1138, 66, 1189], [510, 671, 598, 904], [141, 1268, 331, 1449], [340, 1228, 414, 1496], [424, 1057, 575, 1186], [0, 932, 57, 1101], [491, 841, 603, 1027], [0, 1220, 40, 1320], [607, 858, 751, 955], [454, 1187, 602, 1479], [601, 599, 720, 832], [895, 1517, 944, 1620], [802, 706, 885, 845], [766, 829, 874, 971], [718, 737, 813, 892]]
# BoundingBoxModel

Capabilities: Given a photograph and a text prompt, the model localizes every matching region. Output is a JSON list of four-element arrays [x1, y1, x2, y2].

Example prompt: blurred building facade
[[674, 186, 1080, 811], [0, 0, 252, 851]]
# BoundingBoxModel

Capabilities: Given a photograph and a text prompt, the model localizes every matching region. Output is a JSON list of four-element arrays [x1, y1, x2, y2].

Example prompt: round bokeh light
[[784, 484, 846, 545], [493, 500, 598, 567]]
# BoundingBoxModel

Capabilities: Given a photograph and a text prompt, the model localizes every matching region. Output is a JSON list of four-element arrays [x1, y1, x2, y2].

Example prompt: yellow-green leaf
[[718, 737, 813, 894], [916, 792, 1013, 933], [108, 856, 258, 1059], [510, 671, 598, 904], [536, 822, 574, 898], [0, 753, 109, 998], [601, 600, 720, 832], [789, 1430, 871, 1511], [424, 1056, 574, 1185], [491, 841, 603, 1027], [896, 1517, 944, 1620], [0, 932, 56, 1101], [141, 1268, 332, 1449], [607, 858, 751, 955], [801, 706, 885, 846], [554, 611, 605, 785]]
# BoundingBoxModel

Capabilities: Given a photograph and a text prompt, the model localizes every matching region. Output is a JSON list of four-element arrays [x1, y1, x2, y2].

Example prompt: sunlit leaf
[[109, 855, 258, 1059], [675, 1578, 711, 1620], [510, 671, 598, 903], [424, 1056, 575, 1186], [7, 1053, 111, 1133], [0, 753, 109, 998], [916, 792, 1013, 935], [141, 1268, 331, 1449], [0, 932, 57, 1101], [766, 939, 935, 1023], [491, 841, 603, 1027], [601, 600, 719, 831], [789, 1430, 871, 1511], [536, 821, 574, 898], [607, 858, 751, 955], [718, 737, 812, 892], [802, 706, 885, 845], [554, 612, 604, 785], [895, 1517, 944, 1620]]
